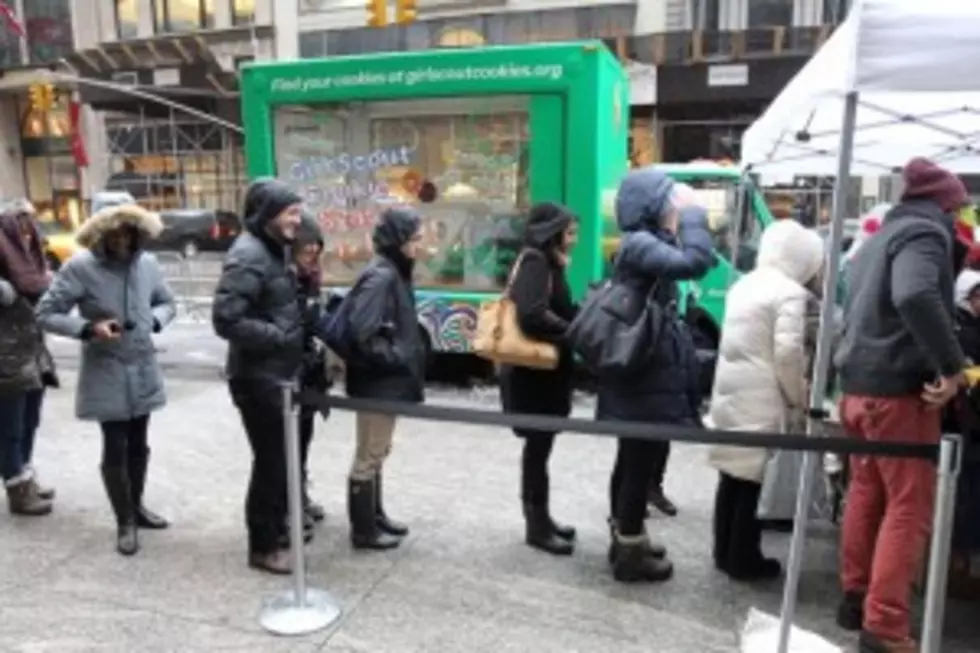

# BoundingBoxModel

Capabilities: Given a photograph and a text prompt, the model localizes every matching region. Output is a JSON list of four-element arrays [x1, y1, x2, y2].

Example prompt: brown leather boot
[[248, 550, 291, 575], [6, 477, 53, 516]]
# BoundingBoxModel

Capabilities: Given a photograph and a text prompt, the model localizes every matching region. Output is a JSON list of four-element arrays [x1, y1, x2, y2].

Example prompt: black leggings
[[609, 438, 668, 536], [517, 429, 556, 506], [100, 415, 150, 467], [299, 408, 315, 487]]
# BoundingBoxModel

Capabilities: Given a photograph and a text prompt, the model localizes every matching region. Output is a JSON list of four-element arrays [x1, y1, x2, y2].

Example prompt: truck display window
[[275, 96, 531, 290]]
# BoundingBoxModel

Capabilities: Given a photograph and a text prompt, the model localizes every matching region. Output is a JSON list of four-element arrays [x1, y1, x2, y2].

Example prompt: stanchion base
[[259, 588, 342, 636]]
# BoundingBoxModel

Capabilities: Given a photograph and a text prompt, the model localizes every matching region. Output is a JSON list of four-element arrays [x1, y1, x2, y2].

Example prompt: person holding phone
[[35, 201, 176, 557]]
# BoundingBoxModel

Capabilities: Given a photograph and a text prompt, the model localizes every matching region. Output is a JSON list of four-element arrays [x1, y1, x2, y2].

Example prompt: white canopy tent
[[741, 0, 980, 177], [748, 3, 980, 653]]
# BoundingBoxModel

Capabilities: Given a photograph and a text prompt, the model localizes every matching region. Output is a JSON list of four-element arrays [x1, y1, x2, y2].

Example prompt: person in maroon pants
[[834, 158, 970, 653]]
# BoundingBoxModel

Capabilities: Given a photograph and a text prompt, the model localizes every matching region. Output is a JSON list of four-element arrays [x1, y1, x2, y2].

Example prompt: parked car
[[147, 209, 242, 258]]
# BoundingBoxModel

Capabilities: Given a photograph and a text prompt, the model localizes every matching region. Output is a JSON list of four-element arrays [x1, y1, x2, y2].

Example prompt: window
[[115, 0, 138, 39], [153, 0, 214, 34], [275, 97, 532, 289], [232, 0, 255, 25], [25, 0, 73, 64], [747, 0, 793, 28], [823, 0, 850, 23], [691, 0, 720, 30]]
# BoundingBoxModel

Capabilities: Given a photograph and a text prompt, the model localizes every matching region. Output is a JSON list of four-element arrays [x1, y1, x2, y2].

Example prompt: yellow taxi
[[35, 219, 79, 270]]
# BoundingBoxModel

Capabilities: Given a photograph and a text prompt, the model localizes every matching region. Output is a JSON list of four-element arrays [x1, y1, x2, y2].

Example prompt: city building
[[0, 0, 78, 225], [296, 0, 849, 165], [0, 1, 298, 224]]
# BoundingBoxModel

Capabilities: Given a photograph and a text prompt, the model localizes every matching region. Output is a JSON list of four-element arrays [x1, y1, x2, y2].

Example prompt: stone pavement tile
[[0, 589, 320, 653], [324, 556, 732, 653]]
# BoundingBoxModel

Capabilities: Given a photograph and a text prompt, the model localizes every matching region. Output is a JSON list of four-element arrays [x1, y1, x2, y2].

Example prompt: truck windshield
[[684, 178, 739, 253]]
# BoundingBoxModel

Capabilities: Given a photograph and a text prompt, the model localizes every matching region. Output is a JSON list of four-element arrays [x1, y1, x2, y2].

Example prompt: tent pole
[[776, 90, 859, 653]]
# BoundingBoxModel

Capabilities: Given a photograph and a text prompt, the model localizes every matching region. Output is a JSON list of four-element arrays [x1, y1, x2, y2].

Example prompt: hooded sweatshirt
[[835, 159, 966, 396]]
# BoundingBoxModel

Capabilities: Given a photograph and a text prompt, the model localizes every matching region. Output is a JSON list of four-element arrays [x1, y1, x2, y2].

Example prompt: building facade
[[62, 0, 297, 219], [295, 0, 847, 165], [0, 0, 78, 225]]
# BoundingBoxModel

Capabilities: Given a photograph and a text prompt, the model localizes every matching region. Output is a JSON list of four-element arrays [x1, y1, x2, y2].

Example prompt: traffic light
[[27, 83, 55, 113], [396, 0, 417, 25], [366, 0, 388, 28]]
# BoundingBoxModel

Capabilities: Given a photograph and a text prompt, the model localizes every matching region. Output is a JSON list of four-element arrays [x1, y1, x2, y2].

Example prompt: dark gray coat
[[35, 204, 175, 421], [836, 199, 965, 396], [212, 180, 306, 391]]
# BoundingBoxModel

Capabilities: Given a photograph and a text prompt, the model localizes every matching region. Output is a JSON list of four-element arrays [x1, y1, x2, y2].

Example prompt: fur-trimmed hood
[[75, 204, 164, 250]]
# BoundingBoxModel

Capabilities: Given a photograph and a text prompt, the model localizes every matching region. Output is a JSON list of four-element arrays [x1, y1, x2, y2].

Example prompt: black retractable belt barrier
[[297, 390, 938, 462]]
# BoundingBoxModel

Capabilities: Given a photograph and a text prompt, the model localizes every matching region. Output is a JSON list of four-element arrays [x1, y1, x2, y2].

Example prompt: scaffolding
[[102, 106, 247, 214]]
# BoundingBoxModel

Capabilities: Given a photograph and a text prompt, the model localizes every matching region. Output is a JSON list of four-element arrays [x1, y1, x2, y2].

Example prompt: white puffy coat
[[707, 220, 825, 483]]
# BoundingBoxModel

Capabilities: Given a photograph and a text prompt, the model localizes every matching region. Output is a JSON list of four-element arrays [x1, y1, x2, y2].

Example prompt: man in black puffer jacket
[[212, 178, 305, 575]]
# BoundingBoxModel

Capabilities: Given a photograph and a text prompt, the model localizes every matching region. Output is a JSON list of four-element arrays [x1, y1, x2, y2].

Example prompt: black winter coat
[[345, 255, 426, 403], [499, 248, 578, 423], [595, 216, 715, 425], [212, 181, 305, 391]]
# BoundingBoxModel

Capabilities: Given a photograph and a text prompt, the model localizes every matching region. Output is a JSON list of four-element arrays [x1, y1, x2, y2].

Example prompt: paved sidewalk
[[2, 374, 978, 652]]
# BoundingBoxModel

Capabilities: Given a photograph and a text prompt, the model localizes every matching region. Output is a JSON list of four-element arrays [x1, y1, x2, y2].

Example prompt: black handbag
[[567, 279, 664, 375]]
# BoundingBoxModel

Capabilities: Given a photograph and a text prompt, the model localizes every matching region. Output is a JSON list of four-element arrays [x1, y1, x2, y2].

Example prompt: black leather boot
[[374, 471, 408, 537], [523, 503, 574, 555], [100, 464, 139, 556], [349, 478, 400, 550], [130, 449, 169, 530]]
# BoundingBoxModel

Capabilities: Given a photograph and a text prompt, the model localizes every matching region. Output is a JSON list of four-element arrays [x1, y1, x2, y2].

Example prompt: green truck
[[239, 41, 774, 365]]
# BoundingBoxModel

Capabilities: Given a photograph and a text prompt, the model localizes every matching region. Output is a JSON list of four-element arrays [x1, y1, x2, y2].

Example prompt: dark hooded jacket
[[345, 207, 426, 403], [499, 202, 578, 423], [212, 179, 306, 389], [596, 167, 716, 425]]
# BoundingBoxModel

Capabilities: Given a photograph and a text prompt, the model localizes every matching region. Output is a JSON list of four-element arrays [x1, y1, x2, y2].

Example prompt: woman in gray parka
[[35, 202, 176, 556]]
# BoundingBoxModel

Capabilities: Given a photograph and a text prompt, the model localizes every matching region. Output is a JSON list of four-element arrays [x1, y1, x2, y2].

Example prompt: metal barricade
[[155, 252, 222, 322]]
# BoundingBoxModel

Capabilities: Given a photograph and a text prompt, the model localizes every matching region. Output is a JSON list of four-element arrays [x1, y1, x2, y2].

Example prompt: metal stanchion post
[[259, 382, 341, 636], [921, 434, 962, 653]]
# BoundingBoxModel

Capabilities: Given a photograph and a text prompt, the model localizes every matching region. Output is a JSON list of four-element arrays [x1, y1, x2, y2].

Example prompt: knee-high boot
[[130, 448, 169, 530], [100, 464, 139, 556], [348, 477, 401, 550], [374, 470, 408, 537]]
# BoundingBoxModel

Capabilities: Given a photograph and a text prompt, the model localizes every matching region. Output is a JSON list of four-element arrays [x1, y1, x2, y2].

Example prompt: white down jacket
[[706, 220, 825, 483]]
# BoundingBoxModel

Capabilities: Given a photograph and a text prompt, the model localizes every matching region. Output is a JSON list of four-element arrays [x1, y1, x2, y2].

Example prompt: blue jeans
[[0, 389, 44, 482]]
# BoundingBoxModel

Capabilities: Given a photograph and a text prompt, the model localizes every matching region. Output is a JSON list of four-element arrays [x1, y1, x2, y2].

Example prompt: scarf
[[0, 218, 47, 300]]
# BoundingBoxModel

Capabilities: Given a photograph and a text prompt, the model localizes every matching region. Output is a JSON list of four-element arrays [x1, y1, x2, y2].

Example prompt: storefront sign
[[707, 63, 749, 88], [626, 60, 657, 106]]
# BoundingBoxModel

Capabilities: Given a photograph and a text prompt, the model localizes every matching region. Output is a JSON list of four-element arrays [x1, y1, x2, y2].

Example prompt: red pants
[[839, 394, 939, 641]]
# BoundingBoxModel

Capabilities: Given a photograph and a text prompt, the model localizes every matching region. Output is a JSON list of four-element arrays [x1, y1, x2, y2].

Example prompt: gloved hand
[[0, 279, 17, 307]]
